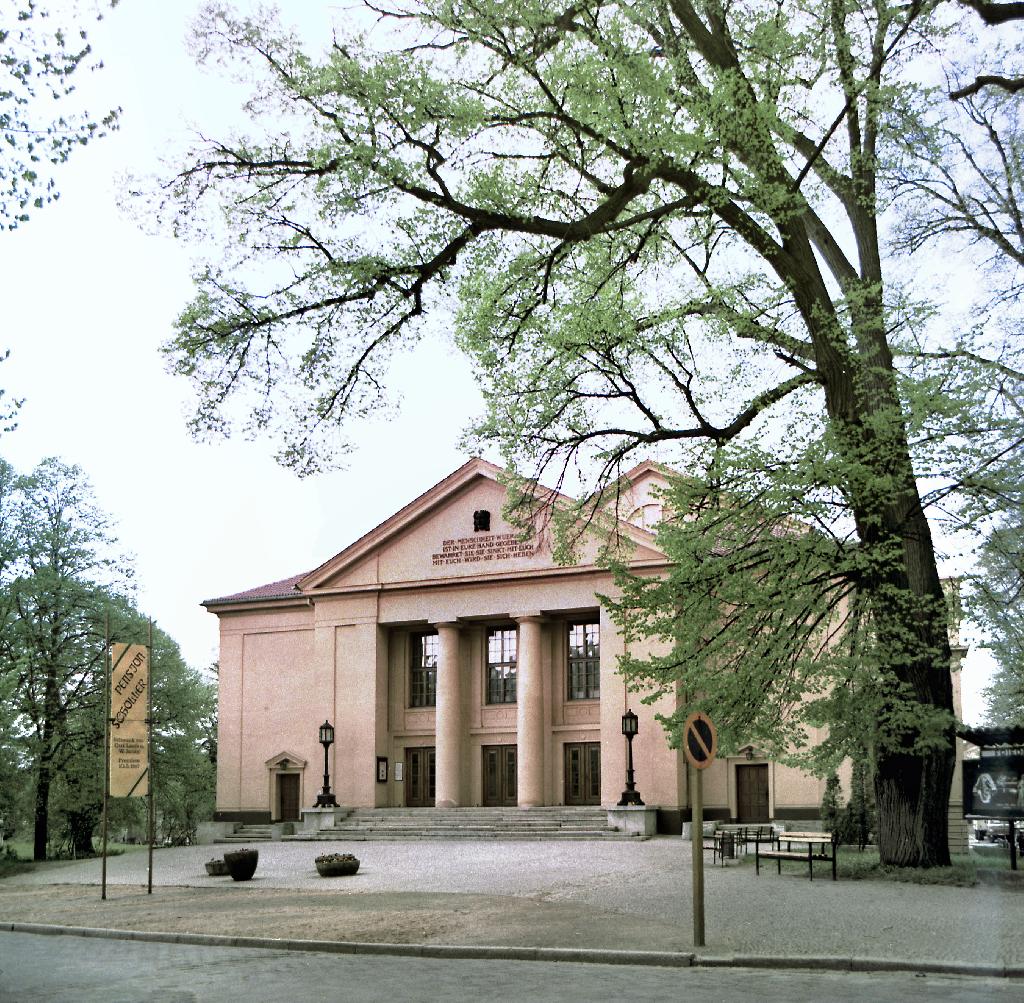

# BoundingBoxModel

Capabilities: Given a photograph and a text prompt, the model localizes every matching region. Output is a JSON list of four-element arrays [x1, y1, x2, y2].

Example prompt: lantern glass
[[621, 709, 639, 737], [319, 720, 335, 746]]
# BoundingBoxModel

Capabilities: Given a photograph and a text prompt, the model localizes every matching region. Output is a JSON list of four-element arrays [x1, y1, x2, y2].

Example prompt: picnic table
[[754, 830, 837, 880]]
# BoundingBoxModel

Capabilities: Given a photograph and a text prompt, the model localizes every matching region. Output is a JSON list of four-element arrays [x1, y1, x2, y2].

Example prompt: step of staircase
[[214, 824, 276, 844], [284, 807, 645, 841]]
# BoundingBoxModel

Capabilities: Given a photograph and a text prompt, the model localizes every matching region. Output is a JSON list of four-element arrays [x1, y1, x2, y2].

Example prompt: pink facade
[[205, 458, 966, 840]]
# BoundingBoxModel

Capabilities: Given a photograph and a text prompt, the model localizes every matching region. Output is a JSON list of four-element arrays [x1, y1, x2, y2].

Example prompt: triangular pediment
[[265, 750, 307, 769], [299, 458, 665, 592]]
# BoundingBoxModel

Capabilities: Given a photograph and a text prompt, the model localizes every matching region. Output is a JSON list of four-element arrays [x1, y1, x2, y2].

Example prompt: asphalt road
[[0, 932, 1020, 1003]]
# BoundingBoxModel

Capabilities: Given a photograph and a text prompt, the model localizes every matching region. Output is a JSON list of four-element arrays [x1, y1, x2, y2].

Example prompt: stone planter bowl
[[315, 853, 360, 877], [205, 858, 229, 877], [223, 847, 259, 881]]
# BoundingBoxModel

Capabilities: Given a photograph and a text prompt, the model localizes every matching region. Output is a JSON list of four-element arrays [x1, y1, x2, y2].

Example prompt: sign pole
[[682, 711, 716, 950], [691, 763, 705, 947], [101, 610, 110, 901], [147, 619, 154, 895]]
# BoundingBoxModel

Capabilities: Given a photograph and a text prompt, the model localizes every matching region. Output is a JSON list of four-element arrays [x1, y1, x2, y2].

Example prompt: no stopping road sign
[[684, 712, 717, 770]]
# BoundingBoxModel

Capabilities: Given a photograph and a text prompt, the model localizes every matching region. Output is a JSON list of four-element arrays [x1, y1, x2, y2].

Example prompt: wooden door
[[406, 747, 436, 807], [483, 745, 517, 806], [278, 773, 299, 821], [736, 764, 770, 822], [564, 742, 601, 805]]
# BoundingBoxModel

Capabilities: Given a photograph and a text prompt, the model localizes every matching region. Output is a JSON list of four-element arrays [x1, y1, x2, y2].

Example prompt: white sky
[[0, 1, 997, 723]]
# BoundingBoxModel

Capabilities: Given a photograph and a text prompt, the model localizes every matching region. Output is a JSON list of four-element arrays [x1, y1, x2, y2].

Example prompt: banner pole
[[147, 618, 154, 895], [101, 609, 110, 901]]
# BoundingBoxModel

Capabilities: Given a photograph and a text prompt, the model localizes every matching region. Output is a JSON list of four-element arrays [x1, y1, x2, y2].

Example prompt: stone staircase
[[285, 806, 646, 841], [214, 823, 277, 844]]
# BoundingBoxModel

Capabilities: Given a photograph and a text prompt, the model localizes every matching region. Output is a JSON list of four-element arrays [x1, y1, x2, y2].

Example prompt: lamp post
[[617, 709, 644, 806], [315, 719, 339, 808]]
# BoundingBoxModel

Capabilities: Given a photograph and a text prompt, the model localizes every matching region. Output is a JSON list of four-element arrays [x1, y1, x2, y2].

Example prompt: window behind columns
[[568, 621, 600, 700], [486, 627, 517, 704], [410, 632, 438, 707]]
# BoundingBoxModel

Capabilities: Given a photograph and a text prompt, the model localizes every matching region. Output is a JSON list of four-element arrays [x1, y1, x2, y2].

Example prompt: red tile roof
[[203, 571, 309, 606]]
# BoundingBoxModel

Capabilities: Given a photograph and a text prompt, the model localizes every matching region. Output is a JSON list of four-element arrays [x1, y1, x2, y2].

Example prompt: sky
[[0, 1, 998, 722]]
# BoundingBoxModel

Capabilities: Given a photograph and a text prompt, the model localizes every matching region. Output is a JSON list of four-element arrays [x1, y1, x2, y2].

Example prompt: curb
[[2, 922, 1022, 978]]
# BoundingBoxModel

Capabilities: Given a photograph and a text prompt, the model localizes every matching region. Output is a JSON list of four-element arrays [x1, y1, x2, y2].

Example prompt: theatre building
[[204, 458, 967, 840]]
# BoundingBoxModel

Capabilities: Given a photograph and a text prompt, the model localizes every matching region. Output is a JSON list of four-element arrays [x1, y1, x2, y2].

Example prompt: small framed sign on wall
[[376, 756, 388, 783], [394, 762, 404, 782]]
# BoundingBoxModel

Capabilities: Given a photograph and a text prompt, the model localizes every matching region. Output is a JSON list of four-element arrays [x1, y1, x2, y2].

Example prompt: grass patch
[[737, 845, 991, 885], [834, 848, 977, 885], [0, 849, 35, 879], [2, 839, 146, 863]]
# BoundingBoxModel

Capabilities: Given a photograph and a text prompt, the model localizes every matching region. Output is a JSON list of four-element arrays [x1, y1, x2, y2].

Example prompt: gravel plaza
[[2, 836, 1023, 974]]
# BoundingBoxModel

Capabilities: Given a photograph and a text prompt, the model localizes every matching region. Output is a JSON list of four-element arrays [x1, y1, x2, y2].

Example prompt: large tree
[[892, 8, 1024, 723], [152, 1, 1008, 865], [0, 456, 217, 857], [1, 457, 126, 859], [1, 1, 120, 229]]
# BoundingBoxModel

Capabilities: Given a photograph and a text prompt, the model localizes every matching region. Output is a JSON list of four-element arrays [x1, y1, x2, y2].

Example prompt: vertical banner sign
[[109, 643, 150, 797]]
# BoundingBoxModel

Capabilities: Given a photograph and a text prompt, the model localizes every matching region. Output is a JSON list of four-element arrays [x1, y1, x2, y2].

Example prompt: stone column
[[516, 615, 545, 808], [434, 622, 462, 808]]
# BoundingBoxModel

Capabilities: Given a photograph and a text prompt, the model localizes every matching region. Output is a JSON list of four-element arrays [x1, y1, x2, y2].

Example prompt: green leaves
[[1, 3, 120, 229]]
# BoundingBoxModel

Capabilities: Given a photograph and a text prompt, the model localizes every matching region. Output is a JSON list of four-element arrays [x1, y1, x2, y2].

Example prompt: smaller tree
[[149, 630, 217, 845], [49, 692, 104, 856], [971, 513, 1024, 727], [821, 773, 844, 837], [845, 759, 876, 851]]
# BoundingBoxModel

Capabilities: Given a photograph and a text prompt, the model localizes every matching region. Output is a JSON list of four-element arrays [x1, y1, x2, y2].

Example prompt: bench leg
[[808, 845, 813, 881]]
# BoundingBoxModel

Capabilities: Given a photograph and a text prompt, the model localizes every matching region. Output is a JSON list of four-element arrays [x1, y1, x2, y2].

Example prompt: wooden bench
[[755, 831, 837, 880]]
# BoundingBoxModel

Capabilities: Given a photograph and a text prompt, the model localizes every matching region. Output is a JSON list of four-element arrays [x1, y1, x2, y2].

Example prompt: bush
[[0, 845, 34, 878], [846, 758, 875, 850], [821, 773, 843, 834]]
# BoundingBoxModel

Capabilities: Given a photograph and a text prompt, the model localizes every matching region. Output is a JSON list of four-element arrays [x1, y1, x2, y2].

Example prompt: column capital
[[513, 612, 546, 624], [431, 620, 462, 631]]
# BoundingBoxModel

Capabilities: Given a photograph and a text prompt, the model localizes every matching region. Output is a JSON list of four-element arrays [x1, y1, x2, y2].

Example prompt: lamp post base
[[314, 792, 338, 808], [617, 789, 645, 806]]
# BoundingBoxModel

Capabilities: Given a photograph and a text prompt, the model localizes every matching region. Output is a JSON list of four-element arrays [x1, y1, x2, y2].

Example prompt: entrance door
[[483, 745, 517, 806], [736, 764, 770, 821], [406, 747, 436, 807], [278, 773, 299, 821], [564, 742, 601, 805]]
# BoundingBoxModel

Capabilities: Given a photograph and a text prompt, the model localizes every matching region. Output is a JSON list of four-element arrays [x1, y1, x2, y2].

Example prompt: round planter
[[315, 854, 360, 877], [205, 858, 229, 877], [223, 847, 259, 881]]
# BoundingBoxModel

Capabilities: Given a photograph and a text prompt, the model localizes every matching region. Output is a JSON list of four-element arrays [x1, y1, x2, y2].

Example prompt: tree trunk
[[34, 659, 62, 862], [68, 808, 99, 857], [33, 763, 51, 861], [793, 245, 957, 866], [869, 493, 956, 866], [875, 746, 954, 866]]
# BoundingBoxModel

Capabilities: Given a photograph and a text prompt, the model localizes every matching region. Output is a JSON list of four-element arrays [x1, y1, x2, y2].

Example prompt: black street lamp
[[618, 709, 645, 806], [315, 719, 339, 808]]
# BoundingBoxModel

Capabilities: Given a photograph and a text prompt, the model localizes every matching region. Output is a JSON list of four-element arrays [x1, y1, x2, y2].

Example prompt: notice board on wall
[[963, 748, 1024, 819]]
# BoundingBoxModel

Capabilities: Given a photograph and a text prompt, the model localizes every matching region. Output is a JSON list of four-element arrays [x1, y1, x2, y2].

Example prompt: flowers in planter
[[315, 852, 360, 876]]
